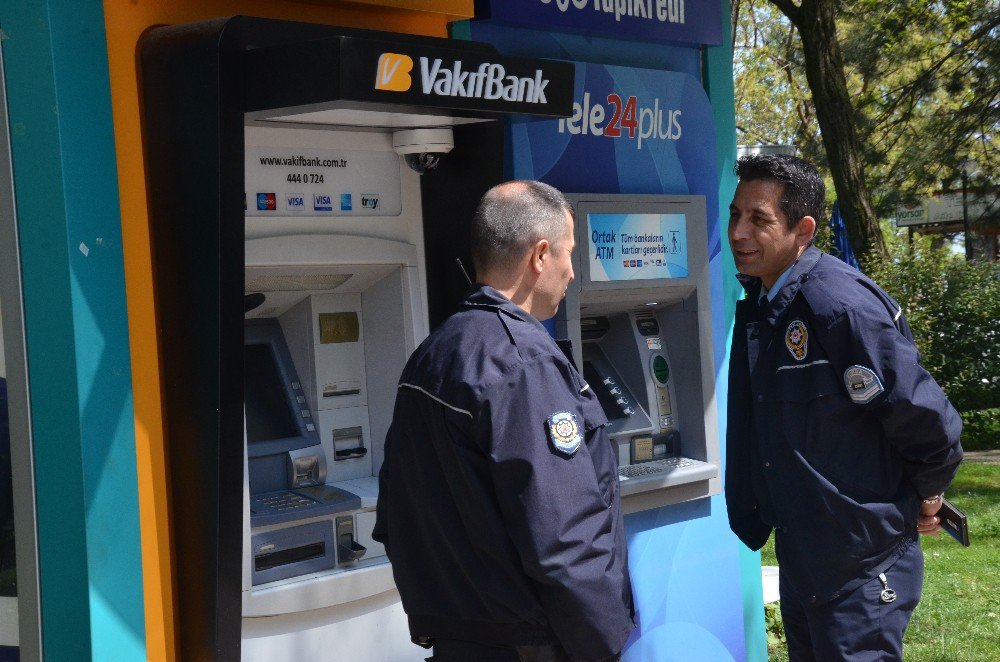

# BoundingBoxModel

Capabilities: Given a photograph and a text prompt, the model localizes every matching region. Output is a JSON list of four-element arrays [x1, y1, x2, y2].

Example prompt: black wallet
[[938, 497, 970, 547]]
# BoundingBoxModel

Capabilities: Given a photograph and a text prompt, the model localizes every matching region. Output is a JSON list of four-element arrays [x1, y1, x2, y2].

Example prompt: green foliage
[[735, 1, 1000, 226], [864, 228, 1000, 423], [764, 601, 787, 657], [961, 409, 1000, 452], [842, 1, 1000, 214]]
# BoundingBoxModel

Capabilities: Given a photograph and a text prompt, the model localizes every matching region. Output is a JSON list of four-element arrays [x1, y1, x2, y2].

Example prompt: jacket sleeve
[[483, 355, 631, 662], [819, 294, 963, 499], [725, 303, 773, 551]]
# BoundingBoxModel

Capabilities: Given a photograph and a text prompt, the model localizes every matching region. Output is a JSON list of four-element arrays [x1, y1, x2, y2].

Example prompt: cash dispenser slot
[[332, 425, 367, 461], [252, 521, 337, 586]]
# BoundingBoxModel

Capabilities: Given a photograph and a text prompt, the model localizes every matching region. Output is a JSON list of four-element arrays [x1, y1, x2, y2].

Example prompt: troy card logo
[[360, 193, 380, 210], [375, 53, 414, 92]]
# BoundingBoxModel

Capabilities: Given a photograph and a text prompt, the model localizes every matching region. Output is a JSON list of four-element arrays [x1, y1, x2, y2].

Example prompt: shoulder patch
[[785, 319, 809, 361], [844, 365, 884, 404], [547, 411, 582, 456]]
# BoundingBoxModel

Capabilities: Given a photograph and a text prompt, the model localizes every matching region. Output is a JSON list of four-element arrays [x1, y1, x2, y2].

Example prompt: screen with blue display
[[587, 212, 688, 281]]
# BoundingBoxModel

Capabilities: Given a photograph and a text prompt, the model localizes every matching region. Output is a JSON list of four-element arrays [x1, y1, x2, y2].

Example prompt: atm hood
[[168, 16, 577, 131], [139, 17, 574, 658]]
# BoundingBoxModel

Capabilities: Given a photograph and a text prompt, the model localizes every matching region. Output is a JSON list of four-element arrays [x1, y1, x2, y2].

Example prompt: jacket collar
[[736, 246, 824, 326], [461, 284, 547, 331]]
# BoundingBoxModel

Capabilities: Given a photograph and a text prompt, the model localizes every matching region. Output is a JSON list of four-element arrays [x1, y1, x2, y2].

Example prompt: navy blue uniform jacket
[[726, 247, 963, 605], [373, 286, 634, 661]]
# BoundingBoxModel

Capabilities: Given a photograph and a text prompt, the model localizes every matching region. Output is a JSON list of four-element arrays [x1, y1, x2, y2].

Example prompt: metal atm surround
[[562, 194, 721, 514], [139, 16, 573, 658]]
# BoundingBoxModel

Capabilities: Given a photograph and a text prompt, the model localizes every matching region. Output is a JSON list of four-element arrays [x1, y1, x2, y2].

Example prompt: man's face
[[728, 179, 805, 288], [535, 211, 576, 320]]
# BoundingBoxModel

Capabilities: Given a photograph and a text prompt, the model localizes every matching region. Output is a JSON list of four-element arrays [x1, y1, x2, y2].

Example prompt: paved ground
[[963, 450, 1000, 464]]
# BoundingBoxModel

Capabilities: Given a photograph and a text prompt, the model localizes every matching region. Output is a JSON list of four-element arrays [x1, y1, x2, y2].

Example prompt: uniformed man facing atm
[[375, 181, 634, 662]]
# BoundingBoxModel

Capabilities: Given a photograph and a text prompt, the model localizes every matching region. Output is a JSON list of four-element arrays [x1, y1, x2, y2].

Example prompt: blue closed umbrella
[[829, 201, 860, 269]]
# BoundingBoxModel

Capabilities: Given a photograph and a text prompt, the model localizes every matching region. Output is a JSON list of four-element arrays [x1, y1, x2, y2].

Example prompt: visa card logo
[[313, 194, 333, 211], [286, 194, 305, 209], [375, 53, 413, 92], [341, 193, 353, 211], [257, 193, 276, 211]]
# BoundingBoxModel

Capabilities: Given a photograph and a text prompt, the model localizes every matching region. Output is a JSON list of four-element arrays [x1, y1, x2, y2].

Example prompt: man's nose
[[730, 214, 751, 241]]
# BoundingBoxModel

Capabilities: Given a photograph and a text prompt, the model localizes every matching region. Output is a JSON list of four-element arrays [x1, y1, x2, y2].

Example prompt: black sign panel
[[338, 36, 574, 117]]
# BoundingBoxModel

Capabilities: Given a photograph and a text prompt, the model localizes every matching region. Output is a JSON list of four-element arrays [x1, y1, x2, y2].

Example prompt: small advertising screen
[[587, 213, 688, 281]]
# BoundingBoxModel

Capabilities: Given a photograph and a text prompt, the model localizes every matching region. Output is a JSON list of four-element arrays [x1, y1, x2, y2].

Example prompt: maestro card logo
[[375, 53, 413, 92], [256, 193, 276, 211]]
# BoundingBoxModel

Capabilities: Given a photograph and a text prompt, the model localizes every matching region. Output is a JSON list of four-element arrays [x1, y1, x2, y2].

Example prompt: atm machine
[[559, 194, 721, 513], [238, 125, 433, 658], [139, 16, 573, 659]]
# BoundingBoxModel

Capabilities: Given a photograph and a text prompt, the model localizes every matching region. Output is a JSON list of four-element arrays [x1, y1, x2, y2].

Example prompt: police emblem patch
[[547, 411, 582, 456], [844, 365, 884, 404], [785, 319, 809, 361]]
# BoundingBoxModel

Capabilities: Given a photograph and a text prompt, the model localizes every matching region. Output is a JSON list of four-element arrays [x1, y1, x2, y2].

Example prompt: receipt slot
[[139, 16, 573, 659], [559, 194, 721, 513]]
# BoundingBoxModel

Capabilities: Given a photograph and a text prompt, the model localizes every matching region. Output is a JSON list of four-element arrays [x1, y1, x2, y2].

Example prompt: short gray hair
[[470, 180, 573, 275]]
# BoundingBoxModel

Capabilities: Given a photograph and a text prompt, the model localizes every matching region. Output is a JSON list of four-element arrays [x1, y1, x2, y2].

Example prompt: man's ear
[[530, 239, 550, 275], [796, 216, 817, 247]]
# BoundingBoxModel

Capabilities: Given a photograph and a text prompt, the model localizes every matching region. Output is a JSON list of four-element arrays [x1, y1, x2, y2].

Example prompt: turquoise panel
[[0, 0, 146, 659], [703, 0, 768, 658]]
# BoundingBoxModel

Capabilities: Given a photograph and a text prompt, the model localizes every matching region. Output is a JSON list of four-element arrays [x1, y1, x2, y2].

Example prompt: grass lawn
[[761, 461, 1000, 661]]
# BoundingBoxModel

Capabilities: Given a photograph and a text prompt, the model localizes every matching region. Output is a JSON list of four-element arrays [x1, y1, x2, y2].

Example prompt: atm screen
[[245, 342, 299, 443], [583, 361, 628, 422], [587, 212, 689, 281]]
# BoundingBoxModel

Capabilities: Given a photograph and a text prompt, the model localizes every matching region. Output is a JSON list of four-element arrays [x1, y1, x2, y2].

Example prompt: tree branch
[[769, 0, 800, 26]]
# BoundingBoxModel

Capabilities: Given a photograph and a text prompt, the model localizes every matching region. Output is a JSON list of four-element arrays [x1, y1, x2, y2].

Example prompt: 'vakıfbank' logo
[[375, 53, 550, 104], [375, 53, 413, 91]]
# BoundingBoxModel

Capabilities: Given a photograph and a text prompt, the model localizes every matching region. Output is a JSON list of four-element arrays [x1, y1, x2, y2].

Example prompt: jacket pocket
[[777, 364, 896, 500]]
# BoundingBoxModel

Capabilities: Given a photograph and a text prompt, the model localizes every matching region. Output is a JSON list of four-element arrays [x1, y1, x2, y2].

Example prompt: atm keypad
[[255, 491, 317, 512]]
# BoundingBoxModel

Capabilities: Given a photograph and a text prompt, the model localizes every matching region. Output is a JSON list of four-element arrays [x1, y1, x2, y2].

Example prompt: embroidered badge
[[785, 319, 809, 361], [844, 365, 884, 404], [547, 411, 582, 456]]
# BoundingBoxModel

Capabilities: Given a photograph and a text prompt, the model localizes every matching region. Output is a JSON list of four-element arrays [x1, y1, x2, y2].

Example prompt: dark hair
[[734, 153, 825, 230], [470, 180, 573, 274]]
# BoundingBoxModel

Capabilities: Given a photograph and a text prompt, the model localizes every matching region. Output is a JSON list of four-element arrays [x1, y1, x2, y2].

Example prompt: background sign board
[[476, 0, 722, 46], [506, 62, 721, 261], [588, 212, 689, 280], [894, 190, 999, 228], [245, 148, 402, 217]]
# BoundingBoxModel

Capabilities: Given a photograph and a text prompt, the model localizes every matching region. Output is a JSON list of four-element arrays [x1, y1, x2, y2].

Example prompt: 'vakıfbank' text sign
[[479, 0, 722, 46], [588, 213, 688, 281]]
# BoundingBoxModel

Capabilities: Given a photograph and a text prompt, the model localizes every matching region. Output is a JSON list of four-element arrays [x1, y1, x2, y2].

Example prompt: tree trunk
[[770, 0, 887, 260]]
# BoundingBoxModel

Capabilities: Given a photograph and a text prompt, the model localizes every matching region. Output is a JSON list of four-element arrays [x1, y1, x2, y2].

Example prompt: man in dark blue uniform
[[374, 181, 634, 662], [725, 154, 963, 661]]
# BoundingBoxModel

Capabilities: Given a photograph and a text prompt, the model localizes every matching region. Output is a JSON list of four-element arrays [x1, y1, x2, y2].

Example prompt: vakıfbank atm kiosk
[[139, 16, 572, 659], [560, 195, 720, 513]]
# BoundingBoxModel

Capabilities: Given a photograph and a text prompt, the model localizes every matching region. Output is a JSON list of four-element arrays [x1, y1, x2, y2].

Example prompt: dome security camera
[[392, 128, 454, 174]]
